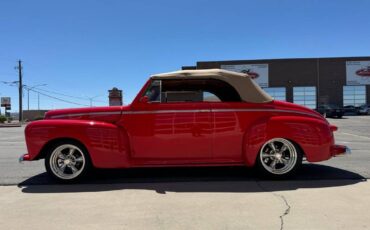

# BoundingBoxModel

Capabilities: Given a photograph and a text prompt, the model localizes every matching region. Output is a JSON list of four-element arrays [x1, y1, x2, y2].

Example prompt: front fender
[[243, 116, 333, 166], [25, 119, 129, 168]]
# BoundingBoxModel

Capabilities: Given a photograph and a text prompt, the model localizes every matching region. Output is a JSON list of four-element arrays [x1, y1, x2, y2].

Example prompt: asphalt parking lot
[[0, 116, 369, 185], [0, 116, 369, 229]]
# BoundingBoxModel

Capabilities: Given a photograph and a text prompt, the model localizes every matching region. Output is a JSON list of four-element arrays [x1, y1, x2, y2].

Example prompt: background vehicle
[[358, 104, 370, 115], [343, 105, 359, 115], [316, 104, 344, 118], [20, 69, 350, 182]]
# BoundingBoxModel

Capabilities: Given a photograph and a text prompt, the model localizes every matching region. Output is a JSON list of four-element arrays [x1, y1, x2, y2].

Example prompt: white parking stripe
[[355, 116, 370, 120], [339, 132, 370, 140]]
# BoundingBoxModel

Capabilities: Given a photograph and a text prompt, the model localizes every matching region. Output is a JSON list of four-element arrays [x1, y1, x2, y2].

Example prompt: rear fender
[[243, 116, 333, 166]]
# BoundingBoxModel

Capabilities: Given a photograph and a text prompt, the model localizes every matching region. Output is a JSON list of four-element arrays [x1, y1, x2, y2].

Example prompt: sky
[[1, 0, 370, 112]]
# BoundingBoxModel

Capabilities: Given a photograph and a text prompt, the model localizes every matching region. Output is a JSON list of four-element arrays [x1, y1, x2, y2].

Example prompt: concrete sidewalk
[[0, 123, 22, 128], [1, 180, 369, 230]]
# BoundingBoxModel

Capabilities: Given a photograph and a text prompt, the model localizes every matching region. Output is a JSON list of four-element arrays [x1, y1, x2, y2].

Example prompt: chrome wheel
[[49, 144, 85, 180], [259, 138, 298, 175]]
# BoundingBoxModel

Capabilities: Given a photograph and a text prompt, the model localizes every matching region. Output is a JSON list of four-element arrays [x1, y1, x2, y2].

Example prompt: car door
[[202, 79, 246, 162], [121, 79, 213, 160]]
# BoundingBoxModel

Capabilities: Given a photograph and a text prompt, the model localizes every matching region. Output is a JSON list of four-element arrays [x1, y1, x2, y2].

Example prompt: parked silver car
[[358, 104, 370, 115]]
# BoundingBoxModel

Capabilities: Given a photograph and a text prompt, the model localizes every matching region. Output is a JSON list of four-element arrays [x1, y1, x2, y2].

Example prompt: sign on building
[[346, 61, 370, 85], [1, 97, 11, 110], [221, 64, 269, 87]]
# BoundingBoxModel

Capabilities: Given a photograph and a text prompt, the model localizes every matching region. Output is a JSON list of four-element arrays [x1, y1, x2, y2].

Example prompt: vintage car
[[20, 69, 350, 182]]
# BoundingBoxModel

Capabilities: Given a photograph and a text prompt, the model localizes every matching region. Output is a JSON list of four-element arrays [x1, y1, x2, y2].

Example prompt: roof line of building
[[196, 56, 370, 64]]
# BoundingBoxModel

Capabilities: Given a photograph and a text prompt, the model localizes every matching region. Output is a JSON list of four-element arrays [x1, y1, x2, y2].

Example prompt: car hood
[[44, 105, 130, 123]]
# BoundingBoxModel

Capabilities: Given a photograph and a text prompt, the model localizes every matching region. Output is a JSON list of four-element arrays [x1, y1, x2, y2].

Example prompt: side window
[[145, 80, 161, 102], [159, 79, 241, 103], [203, 92, 221, 102]]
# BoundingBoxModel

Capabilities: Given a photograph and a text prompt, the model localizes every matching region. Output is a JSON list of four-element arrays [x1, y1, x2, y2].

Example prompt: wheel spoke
[[281, 158, 289, 165], [58, 153, 66, 160], [75, 157, 83, 162], [262, 153, 273, 158], [60, 163, 67, 172], [70, 165, 78, 173], [280, 144, 288, 153], [270, 159, 277, 170], [268, 142, 276, 152], [68, 148, 75, 156]]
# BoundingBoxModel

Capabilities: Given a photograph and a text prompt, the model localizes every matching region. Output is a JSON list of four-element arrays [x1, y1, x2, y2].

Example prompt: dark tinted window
[[160, 79, 241, 103]]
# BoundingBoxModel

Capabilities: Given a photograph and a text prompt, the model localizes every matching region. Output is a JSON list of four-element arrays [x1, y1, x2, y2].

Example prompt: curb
[[0, 123, 22, 128]]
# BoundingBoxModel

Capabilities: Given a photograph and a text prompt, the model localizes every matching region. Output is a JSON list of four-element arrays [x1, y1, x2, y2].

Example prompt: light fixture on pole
[[25, 84, 47, 111], [83, 95, 101, 107]]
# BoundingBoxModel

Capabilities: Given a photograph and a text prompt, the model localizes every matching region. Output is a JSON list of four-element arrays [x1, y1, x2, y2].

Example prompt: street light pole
[[27, 89, 30, 110], [84, 95, 101, 107], [25, 84, 47, 111]]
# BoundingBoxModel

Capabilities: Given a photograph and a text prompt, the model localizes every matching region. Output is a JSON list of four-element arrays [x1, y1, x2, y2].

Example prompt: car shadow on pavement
[[18, 163, 366, 194]]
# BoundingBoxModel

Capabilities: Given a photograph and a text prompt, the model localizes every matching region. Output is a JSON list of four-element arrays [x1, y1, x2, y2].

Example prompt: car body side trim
[[49, 108, 322, 119], [121, 109, 322, 119], [50, 111, 122, 119]]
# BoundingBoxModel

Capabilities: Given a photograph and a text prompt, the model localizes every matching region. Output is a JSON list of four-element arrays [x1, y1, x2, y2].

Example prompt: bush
[[0, 115, 6, 123]]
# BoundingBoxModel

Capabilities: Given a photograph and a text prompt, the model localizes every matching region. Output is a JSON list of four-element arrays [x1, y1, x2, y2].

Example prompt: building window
[[263, 87, 286, 101], [343, 86, 366, 106], [293, 86, 317, 109]]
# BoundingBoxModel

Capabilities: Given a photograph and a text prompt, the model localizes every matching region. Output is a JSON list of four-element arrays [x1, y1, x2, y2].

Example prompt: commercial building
[[182, 56, 370, 109]]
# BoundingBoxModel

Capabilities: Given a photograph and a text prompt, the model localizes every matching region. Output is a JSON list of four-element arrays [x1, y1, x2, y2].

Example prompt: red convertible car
[[20, 69, 350, 181]]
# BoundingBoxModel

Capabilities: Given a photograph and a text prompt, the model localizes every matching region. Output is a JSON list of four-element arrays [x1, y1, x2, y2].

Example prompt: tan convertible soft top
[[151, 69, 273, 103]]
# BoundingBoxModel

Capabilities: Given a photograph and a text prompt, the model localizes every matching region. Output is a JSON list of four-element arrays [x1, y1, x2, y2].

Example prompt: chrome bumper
[[344, 146, 352, 155], [19, 155, 25, 163], [19, 153, 31, 163], [332, 145, 351, 157]]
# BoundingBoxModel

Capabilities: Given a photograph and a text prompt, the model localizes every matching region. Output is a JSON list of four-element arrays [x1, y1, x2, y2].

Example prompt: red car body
[[21, 69, 349, 179]]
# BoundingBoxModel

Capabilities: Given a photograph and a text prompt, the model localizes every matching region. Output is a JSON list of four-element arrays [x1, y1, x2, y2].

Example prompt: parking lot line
[[339, 132, 370, 140]]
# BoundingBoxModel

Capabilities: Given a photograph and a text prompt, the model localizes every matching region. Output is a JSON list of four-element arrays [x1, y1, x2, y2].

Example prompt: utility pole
[[16, 60, 23, 122]]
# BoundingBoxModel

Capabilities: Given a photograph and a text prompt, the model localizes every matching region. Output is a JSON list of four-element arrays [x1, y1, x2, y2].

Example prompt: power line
[[34, 87, 95, 100], [2, 80, 107, 103], [34, 87, 107, 103], [29, 88, 90, 107], [1, 81, 90, 107]]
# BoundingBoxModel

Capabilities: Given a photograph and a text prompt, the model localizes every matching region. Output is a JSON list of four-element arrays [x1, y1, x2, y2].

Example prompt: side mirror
[[140, 96, 149, 103]]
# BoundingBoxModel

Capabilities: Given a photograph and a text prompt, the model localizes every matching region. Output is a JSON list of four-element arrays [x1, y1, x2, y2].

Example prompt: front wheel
[[256, 138, 302, 179], [45, 141, 92, 182]]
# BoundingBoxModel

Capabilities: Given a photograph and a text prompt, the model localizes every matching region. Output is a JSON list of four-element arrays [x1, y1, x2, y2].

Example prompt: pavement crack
[[256, 181, 291, 230]]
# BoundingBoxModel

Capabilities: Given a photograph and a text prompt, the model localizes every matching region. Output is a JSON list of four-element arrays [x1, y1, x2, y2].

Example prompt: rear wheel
[[45, 141, 92, 182], [256, 138, 302, 179]]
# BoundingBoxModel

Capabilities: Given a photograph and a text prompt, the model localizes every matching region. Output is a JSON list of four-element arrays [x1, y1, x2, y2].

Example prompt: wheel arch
[[35, 137, 89, 160]]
